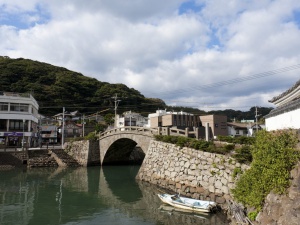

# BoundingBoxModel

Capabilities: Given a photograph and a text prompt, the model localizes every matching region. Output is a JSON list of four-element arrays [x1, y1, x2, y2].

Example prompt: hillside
[[0, 56, 166, 116], [0, 56, 272, 119]]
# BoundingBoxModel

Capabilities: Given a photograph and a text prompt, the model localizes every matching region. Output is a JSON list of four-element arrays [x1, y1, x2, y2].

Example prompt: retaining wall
[[64, 140, 100, 166], [137, 140, 248, 204]]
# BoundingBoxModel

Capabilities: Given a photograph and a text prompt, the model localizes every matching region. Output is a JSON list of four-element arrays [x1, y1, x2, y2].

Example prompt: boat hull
[[158, 193, 217, 213]]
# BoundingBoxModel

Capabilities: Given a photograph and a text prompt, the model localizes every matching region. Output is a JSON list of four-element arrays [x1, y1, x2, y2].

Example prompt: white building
[[116, 111, 148, 128], [265, 79, 300, 131], [0, 92, 39, 147]]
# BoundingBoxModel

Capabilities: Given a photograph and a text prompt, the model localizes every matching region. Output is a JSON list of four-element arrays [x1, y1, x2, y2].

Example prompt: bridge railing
[[158, 127, 200, 139], [99, 126, 200, 139], [99, 126, 159, 138]]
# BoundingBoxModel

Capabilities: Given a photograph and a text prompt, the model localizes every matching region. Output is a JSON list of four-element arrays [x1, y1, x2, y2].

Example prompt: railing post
[[195, 127, 199, 140], [185, 127, 189, 137], [166, 127, 170, 136], [205, 123, 210, 141]]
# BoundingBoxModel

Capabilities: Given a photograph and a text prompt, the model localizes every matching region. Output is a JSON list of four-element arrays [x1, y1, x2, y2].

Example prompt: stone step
[[51, 149, 80, 167]]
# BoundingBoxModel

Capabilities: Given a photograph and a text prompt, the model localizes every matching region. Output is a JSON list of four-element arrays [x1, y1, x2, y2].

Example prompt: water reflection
[[0, 166, 229, 225], [102, 165, 143, 203]]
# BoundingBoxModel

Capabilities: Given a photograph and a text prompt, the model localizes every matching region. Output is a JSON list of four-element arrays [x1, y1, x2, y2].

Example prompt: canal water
[[0, 166, 229, 225]]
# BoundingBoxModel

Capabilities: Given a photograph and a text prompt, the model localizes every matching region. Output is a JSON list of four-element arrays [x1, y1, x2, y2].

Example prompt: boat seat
[[193, 202, 201, 207]]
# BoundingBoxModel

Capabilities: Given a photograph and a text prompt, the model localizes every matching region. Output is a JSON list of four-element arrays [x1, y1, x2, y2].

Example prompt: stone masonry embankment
[[137, 140, 248, 205], [64, 140, 100, 166]]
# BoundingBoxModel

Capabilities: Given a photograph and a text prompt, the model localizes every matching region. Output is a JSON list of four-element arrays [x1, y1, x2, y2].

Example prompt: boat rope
[[226, 200, 254, 225]]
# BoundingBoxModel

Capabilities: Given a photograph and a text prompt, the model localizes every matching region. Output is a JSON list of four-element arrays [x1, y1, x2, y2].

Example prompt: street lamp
[[129, 111, 135, 127], [112, 94, 121, 128]]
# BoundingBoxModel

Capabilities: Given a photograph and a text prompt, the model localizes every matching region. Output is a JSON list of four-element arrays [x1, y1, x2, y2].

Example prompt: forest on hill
[[0, 56, 272, 120], [0, 56, 166, 116]]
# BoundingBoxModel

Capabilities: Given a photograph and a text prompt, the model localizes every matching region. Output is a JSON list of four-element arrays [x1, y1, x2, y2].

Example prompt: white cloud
[[0, 0, 300, 112]]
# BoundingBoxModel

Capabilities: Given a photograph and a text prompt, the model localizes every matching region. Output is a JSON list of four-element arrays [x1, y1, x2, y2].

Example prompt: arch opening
[[102, 138, 145, 166]]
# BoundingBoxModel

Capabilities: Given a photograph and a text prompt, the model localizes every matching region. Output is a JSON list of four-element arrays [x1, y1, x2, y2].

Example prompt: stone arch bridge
[[98, 127, 157, 165], [98, 126, 199, 165]]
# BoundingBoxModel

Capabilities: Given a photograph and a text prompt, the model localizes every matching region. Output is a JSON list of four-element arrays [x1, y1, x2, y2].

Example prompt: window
[[0, 120, 6, 130], [10, 103, 29, 112], [0, 103, 8, 111], [9, 120, 27, 131]]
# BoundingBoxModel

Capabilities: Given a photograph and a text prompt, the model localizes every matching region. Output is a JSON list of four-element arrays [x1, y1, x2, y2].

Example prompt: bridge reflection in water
[[0, 166, 229, 225]]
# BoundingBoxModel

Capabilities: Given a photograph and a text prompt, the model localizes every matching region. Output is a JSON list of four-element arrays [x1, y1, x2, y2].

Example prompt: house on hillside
[[265, 79, 300, 131], [57, 121, 82, 138], [53, 110, 83, 139], [116, 111, 148, 128], [53, 110, 82, 125], [39, 115, 58, 144]]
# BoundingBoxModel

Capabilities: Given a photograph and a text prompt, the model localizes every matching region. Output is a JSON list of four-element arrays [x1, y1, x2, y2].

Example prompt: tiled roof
[[265, 97, 300, 118], [269, 79, 300, 103], [227, 122, 249, 129]]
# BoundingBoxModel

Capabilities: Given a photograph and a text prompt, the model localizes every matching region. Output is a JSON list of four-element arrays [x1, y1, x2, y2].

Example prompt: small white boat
[[158, 193, 217, 213]]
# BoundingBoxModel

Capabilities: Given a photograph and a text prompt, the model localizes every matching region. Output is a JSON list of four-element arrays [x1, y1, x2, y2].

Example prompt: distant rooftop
[[0, 91, 32, 98]]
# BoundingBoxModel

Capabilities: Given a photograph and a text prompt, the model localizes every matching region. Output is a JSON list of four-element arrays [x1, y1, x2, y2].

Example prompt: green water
[[0, 166, 229, 225]]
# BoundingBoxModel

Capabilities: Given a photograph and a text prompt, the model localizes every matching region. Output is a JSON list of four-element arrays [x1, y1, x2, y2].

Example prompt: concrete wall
[[137, 140, 248, 204], [64, 140, 100, 166]]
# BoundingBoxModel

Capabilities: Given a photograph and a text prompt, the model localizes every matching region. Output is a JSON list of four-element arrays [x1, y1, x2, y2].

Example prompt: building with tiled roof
[[265, 79, 300, 131]]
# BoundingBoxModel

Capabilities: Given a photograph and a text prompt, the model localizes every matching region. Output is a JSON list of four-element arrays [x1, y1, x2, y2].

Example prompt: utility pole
[[22, 119, 25, 152], [82, 114, 85, 137], [112, 94, 121, 128], [62, 107, 65, 149], [255, 106, 261, 134]]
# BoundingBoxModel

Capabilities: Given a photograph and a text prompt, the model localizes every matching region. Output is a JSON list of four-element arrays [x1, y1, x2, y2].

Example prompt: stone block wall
[[137, 140, 248, 204], [27, 150, 58, 167], [64, 140, 100, 166]]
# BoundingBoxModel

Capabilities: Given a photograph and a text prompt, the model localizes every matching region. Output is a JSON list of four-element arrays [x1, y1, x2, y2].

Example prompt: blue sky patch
[[179, 0, 203, 14], [206, 27, 223, 49], [293, 10, 300, 28], [0, 4, 50, 30]]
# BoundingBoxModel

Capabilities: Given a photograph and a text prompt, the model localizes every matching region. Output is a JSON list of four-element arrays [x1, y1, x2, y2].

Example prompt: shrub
[[84, 132, 97, 141], [232, 167, 243, 178], [217, 135, 234, 143], [224, 144, 235, 151], [233, 145, 253, 164], [234, 136, 255, 145], [176, 136, 189, 147], [153, 135, 226, 154], [248, 210, 259, 221], [217, 135, 255, 145], [232, 129, 299, 210], [154, 135, 164, 141]]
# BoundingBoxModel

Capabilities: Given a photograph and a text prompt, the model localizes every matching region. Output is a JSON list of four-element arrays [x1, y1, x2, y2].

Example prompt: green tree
[[104, 114, 115, 126]]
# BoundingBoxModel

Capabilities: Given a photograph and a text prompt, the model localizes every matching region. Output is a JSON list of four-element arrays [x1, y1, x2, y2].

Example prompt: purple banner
[[4, 132, 23, 137]]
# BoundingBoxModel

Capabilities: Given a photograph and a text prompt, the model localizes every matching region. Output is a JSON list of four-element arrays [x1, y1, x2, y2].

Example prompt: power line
[[145, 63, 300, 97]]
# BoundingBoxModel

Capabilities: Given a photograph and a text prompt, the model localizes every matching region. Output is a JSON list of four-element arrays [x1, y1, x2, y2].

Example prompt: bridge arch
[[99, 127, 157, 165]]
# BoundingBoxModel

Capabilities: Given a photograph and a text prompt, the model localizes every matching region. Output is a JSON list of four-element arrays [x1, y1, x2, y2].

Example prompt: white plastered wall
[[265, 108, 300, 131]]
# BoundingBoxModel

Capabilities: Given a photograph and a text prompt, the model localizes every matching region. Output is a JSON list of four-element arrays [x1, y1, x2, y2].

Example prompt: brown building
[[149, 111, 201, 129], [199, 115, 227, 138]]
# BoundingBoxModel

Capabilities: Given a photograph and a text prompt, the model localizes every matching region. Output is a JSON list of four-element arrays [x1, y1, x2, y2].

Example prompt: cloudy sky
[[1, 0, 300, 112]]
